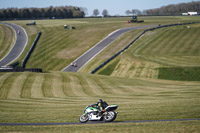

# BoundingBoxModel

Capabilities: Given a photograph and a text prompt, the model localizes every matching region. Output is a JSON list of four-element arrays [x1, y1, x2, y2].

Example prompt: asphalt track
[[0, 22, 28, 66], [62, 25, 156, 72], [0, 118, 199, 126]]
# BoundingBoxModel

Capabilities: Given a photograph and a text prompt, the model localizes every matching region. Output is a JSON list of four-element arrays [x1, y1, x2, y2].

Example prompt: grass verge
[[98, 59, 120, 75], [158, 67, 200, 81], [0, 24, 15, 60]]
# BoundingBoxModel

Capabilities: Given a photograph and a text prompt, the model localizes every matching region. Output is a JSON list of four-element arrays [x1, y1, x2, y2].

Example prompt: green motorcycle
[[79, 105, 118, 123]]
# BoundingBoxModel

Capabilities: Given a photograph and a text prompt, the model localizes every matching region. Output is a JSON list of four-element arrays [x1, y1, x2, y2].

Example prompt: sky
[[0, 0, 199, 16]]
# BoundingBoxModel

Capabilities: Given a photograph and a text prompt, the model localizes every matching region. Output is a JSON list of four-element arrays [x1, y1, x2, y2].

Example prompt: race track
[[62, 25, 156, 72], [0, 118, 199, 126], [0, 22, 28, 66]]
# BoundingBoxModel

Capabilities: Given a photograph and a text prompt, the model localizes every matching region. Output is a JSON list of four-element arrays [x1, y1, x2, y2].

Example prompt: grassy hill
[[0, 72, 200, 132], [134, 24, 200, 66], [0, 16, 200, 132], [6, 16, 199, 71], [91, 21, 200, 80], [8, 17, 137, 70]]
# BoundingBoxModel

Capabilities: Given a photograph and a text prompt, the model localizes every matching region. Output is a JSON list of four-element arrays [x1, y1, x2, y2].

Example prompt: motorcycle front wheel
[[79, 114, 89, 123], [103, 111, 117, 122]]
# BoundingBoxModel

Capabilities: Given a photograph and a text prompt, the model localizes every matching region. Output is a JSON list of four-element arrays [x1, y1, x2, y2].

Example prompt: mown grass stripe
[[182, 28, 200, 54], [51, 72, 66, 98], [77, 75, 99, 96], [0, 73, 17, 99], [21, 73, 36, 98], [98, 79, 123, 95], [158, 29, 185, 55], [146, 29, 173, 55], [31, 74, 45, 98], [69, 75, 88, 97], [92, 78, 111, 94], [168, 29, 193, 54], [85, 78, 106, 96], [0, 73, 13, 89], [61, 73, 76, 97], [8, 73, 29, 99], [42, 74, 54, 97]]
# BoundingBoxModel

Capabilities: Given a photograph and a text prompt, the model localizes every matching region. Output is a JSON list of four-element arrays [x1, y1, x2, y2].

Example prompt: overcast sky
[[0, 0, 199, 16]]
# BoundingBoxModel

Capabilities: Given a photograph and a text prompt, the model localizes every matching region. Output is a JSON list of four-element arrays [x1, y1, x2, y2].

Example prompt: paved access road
[[0, 118, 199, 126], [0, 22, 28, 66], [62, 25, 156, 72]]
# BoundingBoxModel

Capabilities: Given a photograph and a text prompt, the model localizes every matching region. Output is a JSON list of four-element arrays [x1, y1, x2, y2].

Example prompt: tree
[[93, 9, 99, 16], [80, 7, 88, 16], [102, 9, 108, 17], [131, 9, 142, 15], [125, 10, 132, 16], [0, 5, 85, 20]]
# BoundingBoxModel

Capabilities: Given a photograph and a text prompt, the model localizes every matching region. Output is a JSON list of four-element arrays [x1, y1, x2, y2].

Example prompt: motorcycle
[[79, 104, 118, 123]]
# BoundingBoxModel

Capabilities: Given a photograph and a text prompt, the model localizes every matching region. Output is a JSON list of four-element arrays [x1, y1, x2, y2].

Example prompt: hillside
[[0, 16, 200, 132], [88, 19, 200, 80], [7, 16, 198, 72], [0, 72, 199, 123]]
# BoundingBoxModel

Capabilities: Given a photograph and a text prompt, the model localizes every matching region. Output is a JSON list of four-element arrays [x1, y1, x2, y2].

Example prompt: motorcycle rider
[[90, 99, 108, 113]]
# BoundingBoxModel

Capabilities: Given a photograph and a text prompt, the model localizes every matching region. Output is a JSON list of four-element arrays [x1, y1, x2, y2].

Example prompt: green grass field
[[92, 19, 200, 80], [134, 24, 200, 66], [0, 16, 200, 132], [0, 72, 200, 132], [0, 24, 15, 60], [6, 16, 199, 71]]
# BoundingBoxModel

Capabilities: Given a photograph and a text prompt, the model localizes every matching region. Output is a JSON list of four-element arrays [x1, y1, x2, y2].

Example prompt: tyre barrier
[[90, 22, 199, 74], [22, 31, 41, 68], [0, 67, 42, 72], [8, 61, 19, 68]]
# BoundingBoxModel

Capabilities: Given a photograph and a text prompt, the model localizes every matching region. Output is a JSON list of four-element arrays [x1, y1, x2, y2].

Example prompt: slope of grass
[[6, 16, 198, 71], [98, 59, 120, 75], [94, 21, 200, 80], [1, 17, 200, 132], [83, 29, 161, 78], [0, 72, 199, 132], [80, 29, 144, 73], [7, 18, 135, 70], [0, 24, 15, 60], [134, 24, 200, 66], [0, 72, 200, 123]]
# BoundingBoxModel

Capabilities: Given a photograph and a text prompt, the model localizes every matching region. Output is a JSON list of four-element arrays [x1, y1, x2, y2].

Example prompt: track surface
[[62, 25, 156, 72], [0, 118, 199, 126], [0, 22, 27, 66]]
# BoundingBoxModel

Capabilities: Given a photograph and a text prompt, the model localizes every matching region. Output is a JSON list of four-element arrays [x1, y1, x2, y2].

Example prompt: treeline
[[0, 6, 85, 20], [145, 1, 200, 15]]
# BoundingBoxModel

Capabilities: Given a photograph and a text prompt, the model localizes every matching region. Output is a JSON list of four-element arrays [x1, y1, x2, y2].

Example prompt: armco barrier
[[22, 31, 41, 68], [90, 22, 199, 74], [0, 67, 42, 72]]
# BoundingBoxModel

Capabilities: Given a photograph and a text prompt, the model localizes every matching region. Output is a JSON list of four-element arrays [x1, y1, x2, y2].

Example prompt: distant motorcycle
[[79, 104, 118, 123], [70, 62, 77, 67]]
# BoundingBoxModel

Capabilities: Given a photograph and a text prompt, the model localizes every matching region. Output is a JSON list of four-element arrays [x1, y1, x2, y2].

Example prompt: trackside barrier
[[22, 31, 41, 68], [8, 61, 19, 68], [90, 22, 199, 74], [0, 68, 42, 72]]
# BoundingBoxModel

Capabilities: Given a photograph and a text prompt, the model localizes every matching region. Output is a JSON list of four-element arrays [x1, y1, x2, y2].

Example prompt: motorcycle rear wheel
[[79, 114, 89, 123], [103, 111, 117, 122]]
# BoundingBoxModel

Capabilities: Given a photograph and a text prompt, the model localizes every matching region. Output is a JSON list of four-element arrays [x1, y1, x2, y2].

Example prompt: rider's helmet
[[99, 99, 103, 103]]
